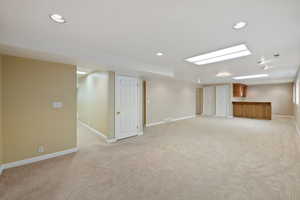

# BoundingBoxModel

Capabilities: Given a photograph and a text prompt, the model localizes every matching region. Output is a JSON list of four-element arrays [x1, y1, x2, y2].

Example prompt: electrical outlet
[[37, 145, 44, 153]]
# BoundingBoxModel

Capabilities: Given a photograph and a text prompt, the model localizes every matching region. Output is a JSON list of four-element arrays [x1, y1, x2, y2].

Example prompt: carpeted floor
[[1, 116, 300, 200]]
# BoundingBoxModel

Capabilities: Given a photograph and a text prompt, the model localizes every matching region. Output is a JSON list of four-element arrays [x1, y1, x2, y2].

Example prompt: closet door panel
[[216, 85, 229, 117], [203, 86, 216, 116]]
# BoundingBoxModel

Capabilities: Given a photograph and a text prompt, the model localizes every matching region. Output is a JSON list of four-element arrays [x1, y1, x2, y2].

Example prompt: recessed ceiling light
[[233, 74, 268, 80], [216, 72, 232, 77], [77, 71, 87, 75], [185, 44, 251, 66], [233, 21, 247, 30], [49, 14, 66, 24], [156, 52, 164, 56], [197, 79, 201, 83]]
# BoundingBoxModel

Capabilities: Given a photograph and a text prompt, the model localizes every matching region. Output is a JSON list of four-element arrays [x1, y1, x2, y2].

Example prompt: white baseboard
[[0, 165, 3, 175], [273, 114, 294, 119], [137, 131, 144, 136], [106, 138, 117, 143], [171, 115, 195, 122], [78, 120, 108, 139], [78, 120, 143, 143], [146, 121, 165, 127], [78, 120, 118, 143], [146, 115, 196, 127], [2, 147, 78, 170], [294, 120, 300, 136], [201, 114, 232, 118]]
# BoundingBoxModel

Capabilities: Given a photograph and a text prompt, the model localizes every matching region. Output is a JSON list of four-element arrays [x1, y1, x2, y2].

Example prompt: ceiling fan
[[257, 53, 280, 70]]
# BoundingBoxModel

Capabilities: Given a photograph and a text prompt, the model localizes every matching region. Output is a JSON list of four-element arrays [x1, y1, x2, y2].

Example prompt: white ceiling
[[0, 0, 300, 84]]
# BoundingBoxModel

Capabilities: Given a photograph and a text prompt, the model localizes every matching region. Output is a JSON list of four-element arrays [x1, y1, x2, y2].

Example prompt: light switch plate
[[52, 101, 63, 109]]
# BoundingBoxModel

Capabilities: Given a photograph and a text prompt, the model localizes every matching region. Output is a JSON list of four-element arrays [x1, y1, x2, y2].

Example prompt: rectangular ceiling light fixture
[[185, 44, 251, 66], [233, 74, 269, 80], [76, 71, 87, 75]]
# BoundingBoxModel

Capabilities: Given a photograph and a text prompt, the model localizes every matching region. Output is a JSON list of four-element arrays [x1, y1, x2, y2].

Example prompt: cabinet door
[[242, 85, 247, 97], [233, 84, 239, 97], [233, 83, 247, 97], [216, 85, 229, 117]]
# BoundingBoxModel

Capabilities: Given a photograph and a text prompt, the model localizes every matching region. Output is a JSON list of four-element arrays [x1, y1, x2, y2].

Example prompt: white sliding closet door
[[216, 85, 229, 117], [203, 86, 216, 116]]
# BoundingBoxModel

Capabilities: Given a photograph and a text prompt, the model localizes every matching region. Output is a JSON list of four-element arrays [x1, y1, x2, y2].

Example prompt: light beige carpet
[[1, 116, 300, 200]]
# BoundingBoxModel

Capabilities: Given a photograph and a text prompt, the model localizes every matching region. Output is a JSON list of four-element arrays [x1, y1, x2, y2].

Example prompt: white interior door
[[115, 76, 139, 140], [216, 85, 229, 117], [203, 86, 216, 116]]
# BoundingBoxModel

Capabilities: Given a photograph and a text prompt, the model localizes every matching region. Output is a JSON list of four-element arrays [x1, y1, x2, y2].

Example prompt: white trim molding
[[146, 121, 165, 127], [78, 120, 107, 139], [2, 147, 78, 170], [294, 120, 300, 136], [146, 115, 196, 127], [106, 138, 117, 143], [78, 120, 118, 143], [0, 165, 3, 175], [273, 114, 294, 119], [172, 115, 196, 122], [137, 131, 144, 136]]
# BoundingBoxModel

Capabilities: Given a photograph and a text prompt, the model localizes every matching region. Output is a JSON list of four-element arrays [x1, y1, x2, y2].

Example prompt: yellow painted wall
[[77, 71, 115, 139], [2, 55, 77, 163], [0, 55, 3, 165]]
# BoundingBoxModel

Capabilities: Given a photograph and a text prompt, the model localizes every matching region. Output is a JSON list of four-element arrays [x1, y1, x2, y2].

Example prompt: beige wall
[[0, 55, 3, 165], [77, 71, 115, 139], [2, 55, 77, 163], [196, 88, 203, 115], [247, 83, 293, 115], [145, 78, 196, 124]]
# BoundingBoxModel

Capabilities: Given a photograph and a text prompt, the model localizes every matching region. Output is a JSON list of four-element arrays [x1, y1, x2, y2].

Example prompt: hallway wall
[[77, 71, 115, 139]]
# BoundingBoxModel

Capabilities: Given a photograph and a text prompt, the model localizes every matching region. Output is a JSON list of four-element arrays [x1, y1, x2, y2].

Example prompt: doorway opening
[[76, 68, 114, 147], [76, 68, 143, 146]]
